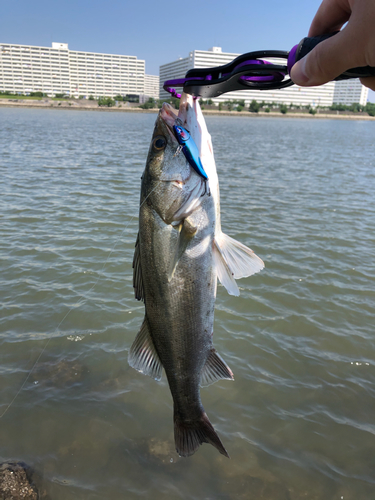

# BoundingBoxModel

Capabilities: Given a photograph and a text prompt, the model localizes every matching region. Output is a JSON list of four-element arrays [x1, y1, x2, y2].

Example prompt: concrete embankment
[[1, 98, 374, 120]]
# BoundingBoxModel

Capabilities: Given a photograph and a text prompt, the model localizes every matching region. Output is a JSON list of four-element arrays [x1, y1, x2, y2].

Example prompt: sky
[[1, 0, 374, 102]]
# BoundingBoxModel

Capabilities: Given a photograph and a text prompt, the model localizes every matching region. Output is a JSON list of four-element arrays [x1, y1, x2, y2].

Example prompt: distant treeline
[[1, 91, 374, 116], [205, 99, 375, 117], [139, 97, 375, 116]]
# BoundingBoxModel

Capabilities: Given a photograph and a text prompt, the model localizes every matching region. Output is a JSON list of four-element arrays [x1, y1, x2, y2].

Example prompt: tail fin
[[174, 411, 229, 458]]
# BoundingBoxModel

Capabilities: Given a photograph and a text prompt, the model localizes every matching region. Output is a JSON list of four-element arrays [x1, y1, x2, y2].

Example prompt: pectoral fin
[[213, 231, 264, 296], [200, 348, 234, 387], [168, 219, 197, 281], [172, 179, 205, 221], [213, 239, 239, 296], [128, 317, 163, 381]]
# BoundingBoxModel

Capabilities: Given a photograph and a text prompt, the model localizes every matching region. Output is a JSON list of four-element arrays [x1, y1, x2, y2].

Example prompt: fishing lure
[[173, 124, 208, 181]]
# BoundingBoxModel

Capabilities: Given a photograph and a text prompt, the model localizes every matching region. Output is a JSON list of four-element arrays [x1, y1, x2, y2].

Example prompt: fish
[[129, 93, 264, 458]]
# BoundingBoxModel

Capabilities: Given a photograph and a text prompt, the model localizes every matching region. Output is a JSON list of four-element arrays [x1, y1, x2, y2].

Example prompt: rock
[[30, 358, 85, 388], [147, 437, 178, 463], [0, 462, 38, 500]]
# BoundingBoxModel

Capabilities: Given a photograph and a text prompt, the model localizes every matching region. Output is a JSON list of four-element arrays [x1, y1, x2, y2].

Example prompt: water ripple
[[1, 109, 375, 499]]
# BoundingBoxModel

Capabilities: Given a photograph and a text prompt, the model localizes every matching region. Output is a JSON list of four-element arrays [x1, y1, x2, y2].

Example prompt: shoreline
[[1, 99, 374, 121]]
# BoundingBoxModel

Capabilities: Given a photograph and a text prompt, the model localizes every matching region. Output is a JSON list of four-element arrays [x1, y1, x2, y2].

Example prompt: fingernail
[[291, 57, 310, 85]]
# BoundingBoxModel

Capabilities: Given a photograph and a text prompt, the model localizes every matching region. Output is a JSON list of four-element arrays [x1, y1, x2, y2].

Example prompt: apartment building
[[160, 47, 368, 107], [0, 42, 146, 98], [333, 78, 368, 106], [144, 74, 160, 99]]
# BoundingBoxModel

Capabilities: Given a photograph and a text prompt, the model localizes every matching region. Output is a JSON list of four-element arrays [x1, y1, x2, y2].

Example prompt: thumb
[[359, 76, 375, 91], [290, 29, 358, 86]]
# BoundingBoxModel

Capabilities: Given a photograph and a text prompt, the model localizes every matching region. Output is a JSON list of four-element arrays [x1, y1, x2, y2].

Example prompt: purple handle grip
[[287, 33, 375, 81]]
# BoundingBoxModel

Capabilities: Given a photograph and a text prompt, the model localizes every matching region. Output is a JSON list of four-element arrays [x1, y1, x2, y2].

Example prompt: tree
[[280, 104, 288, 114], [98, 96, 115, 107], [330, 103, 347, 111], [350, 103, 362, 113], [139, 97, 157, 109], [365, 102, 375, 116], [168, 97, 180, 109], [249, 100, 260, 113]]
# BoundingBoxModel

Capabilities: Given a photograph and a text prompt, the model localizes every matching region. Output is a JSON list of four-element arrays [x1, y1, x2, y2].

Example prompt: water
[[0, 107, 374, 499]]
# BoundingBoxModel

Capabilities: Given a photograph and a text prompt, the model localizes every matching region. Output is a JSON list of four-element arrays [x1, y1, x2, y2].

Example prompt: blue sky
[[1, 0, 374, 102]]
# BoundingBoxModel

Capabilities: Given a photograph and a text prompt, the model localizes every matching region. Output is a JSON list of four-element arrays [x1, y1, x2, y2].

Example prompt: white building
[[160, 47, 367, 107], [333, 79, 368, 105], [0, 42, 146, 98], [144, 74, 159, 99]]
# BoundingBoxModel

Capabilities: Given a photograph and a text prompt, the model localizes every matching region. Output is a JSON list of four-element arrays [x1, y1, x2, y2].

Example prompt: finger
[[360, 76, 375, 92], [290, 27, 362, 86], [308, 0, 351, 37]]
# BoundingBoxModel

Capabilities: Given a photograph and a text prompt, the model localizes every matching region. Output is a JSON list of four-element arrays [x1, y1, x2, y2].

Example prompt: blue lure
[[173, 125, 208, 181]]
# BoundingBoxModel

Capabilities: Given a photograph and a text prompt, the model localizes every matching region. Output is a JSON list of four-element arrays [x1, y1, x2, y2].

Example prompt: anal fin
[[128, 318, 163, 381], [201, 348, 234, 387]]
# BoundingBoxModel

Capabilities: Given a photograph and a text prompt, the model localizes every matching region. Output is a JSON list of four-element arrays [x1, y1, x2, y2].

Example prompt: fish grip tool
[[164, 50, 292, 99], [164, 33, 375, 99]]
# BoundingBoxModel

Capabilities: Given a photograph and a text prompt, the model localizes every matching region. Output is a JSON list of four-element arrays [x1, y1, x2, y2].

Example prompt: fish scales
[[130, 94, 264, 458], [140, 191, 217, 416]]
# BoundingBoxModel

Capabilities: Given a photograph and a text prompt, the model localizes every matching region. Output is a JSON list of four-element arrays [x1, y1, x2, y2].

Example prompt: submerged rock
[[0, 461, 38, 500], [147, 437, 178, 463], [30, 358, 85, 388]]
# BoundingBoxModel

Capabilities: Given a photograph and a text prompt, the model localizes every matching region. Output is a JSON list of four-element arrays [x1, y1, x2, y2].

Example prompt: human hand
[[290, 0, 375, 91]]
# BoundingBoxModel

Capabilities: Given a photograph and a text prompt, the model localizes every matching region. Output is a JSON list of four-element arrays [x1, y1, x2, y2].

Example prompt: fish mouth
[[177, 93, 194, 125], [160, 102, 177, 127], [160, 103, 181, 140], [160, 96, 197, 136]]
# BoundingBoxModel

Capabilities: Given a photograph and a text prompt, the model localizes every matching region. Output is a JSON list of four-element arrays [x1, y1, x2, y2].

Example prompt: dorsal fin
[[132, 233, 144, 301]]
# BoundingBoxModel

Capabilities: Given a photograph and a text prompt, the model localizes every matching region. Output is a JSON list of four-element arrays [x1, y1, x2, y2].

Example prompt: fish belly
[[137, 202, 229, 457]]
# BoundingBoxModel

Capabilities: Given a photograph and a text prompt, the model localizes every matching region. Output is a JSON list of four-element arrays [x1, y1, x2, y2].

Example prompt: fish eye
[[153, 136, 167, 150]]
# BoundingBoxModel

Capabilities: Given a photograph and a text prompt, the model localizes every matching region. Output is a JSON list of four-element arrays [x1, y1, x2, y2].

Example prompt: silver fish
[[130, 94, 264, 458]]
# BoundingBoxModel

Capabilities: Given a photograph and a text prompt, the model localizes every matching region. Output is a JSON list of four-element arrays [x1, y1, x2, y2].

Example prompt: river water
[[0, 107, 374, 499]]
